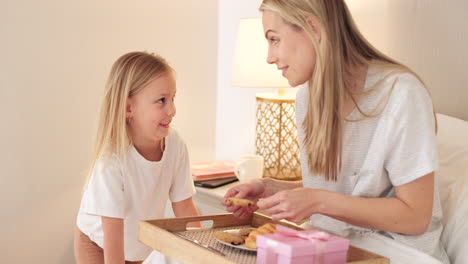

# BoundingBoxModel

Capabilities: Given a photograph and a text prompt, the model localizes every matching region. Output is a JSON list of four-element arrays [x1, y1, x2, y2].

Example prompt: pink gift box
[[256, 225, 349, 264]]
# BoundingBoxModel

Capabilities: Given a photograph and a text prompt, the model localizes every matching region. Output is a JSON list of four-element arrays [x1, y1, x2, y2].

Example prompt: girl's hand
[[257, 188, 323, 224], [222, 179, 266, 218]]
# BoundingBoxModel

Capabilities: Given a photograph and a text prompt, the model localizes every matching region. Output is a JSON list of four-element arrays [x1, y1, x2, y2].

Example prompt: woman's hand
[[222, 179, 267, 218], [257, 188, 323, 224], [255, 173, 435, 235]]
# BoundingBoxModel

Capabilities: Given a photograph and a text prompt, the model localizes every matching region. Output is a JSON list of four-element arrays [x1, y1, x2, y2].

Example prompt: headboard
[[348, 0, 468, 121]]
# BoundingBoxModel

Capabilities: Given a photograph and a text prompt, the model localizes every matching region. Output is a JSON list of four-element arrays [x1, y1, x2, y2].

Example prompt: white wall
[[216, 0, 267, 160], [347, 0, 468, 120], [0, 1, 217, 263]]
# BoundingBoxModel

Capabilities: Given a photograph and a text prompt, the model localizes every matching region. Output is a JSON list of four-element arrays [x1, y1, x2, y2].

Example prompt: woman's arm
[[101, 216, 125, 264], [172, 197, 202, 228], [262, 177, 304, 196], [259, 172, 434, 235]]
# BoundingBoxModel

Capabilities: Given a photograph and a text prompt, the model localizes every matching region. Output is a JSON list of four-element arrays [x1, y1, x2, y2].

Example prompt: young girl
[[74, 51, 200, 264], [223, 0, 449, 263]]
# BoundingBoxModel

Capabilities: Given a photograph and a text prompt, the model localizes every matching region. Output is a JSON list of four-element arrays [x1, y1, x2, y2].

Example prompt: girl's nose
[[167, 101, 176, 117]]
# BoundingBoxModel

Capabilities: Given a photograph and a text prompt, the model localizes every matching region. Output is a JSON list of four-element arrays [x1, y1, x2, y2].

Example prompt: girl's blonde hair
[[86, 51, 172, 185], [260, 0, 427, 181]]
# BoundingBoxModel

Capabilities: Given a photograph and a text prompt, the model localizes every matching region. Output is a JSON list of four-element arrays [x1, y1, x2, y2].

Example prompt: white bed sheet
[[349, 232, 442, 264], [436, 114, 468, 264]]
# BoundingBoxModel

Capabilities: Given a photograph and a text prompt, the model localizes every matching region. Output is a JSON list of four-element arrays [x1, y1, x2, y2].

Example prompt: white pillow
[[435, 113, 468, 264]]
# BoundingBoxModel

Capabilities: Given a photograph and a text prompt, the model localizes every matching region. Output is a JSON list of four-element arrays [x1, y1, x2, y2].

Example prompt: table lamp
[[231, 18, 301, 181]]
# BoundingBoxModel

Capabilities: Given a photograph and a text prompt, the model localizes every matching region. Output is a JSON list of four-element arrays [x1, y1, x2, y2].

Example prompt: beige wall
[[347, 0, 468, 120], [0, 1, 217, 263]]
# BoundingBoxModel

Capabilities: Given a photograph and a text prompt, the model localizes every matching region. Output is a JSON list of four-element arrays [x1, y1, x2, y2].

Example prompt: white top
[[76, 129, 196, 261], [296, 62, 449, 263]]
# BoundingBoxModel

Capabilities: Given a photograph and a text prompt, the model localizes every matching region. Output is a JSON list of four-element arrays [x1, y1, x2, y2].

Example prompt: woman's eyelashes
[[269, 37, 280, 45]]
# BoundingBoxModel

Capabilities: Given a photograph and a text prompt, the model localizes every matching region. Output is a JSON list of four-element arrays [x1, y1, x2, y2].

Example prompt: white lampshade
[[231, 18, 290, 88]]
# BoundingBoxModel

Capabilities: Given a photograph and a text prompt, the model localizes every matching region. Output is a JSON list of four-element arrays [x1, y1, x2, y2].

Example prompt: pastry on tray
[[245, 223, 276, 249], [238, 227, 256, 236], [214, 231, 245, 245], [213, 223, 277, 249]]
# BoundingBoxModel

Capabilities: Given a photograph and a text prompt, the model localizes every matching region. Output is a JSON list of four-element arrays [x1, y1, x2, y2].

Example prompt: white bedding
[[436, 114, 468, 264], [349, 232, 442, 264]]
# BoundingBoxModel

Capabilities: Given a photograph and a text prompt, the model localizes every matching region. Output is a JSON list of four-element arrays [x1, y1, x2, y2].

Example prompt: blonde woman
[[74, 52, 200, 264], [223, 0, 448, 262]]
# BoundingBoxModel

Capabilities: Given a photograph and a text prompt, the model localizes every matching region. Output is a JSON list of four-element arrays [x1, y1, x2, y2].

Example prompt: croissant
[[245, 223, 276, 249]]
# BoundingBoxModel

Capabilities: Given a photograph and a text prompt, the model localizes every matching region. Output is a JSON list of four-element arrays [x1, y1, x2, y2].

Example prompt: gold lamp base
[[256, 93, 301, 181]]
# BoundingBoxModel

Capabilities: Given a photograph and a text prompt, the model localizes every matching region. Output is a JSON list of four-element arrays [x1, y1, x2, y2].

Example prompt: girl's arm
[[101, 216, 125, 264], [258, 172, 434, 235], [172, 197, 202, 228]]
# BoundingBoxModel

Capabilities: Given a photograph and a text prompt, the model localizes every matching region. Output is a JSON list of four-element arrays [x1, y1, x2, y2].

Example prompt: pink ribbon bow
[[265, 226, 331, 264]]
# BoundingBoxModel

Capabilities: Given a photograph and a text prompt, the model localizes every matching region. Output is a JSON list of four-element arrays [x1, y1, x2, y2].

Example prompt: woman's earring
[[126, 117, 132, 125]]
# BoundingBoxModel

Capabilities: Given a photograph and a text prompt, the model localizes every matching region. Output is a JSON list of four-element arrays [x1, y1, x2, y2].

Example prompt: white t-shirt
[[76, 129, 196, 261], [296, 62, 449, 263]]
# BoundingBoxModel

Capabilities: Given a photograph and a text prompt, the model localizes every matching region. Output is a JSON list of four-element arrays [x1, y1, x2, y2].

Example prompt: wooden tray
[[139, 213, 389, 264]]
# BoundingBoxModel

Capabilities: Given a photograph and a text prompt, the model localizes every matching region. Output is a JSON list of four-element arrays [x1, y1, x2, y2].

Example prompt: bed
[[436, 113, 468, 264]]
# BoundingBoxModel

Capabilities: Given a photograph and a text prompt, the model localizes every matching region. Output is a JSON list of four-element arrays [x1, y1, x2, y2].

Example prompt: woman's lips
[[278, 66, 289, 77]]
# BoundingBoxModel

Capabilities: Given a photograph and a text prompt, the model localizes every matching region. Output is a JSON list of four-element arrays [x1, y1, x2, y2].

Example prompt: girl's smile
[[159, 121, 171, 128]]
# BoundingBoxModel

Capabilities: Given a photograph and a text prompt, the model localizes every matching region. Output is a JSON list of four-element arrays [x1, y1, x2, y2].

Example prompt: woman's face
[[262, 10, 317, 87]]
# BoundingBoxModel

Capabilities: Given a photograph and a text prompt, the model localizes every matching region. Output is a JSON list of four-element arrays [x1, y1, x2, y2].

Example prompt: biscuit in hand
[[214, 231, 245, 245], [226, 197, 255, 207]]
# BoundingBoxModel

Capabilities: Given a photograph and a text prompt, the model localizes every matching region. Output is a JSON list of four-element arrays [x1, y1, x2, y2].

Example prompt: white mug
[[234, 155, 264, 182]]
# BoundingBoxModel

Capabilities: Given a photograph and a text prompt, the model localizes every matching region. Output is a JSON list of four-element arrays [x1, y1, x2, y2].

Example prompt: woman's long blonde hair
[[260, 0, 419, 181], [85, 51, 172, 186]]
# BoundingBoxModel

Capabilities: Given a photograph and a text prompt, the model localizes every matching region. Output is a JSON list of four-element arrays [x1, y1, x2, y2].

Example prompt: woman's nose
[[266, 47, 277, 64]]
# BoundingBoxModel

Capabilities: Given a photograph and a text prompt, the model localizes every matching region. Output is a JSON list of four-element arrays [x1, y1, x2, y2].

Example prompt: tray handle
[[144, 213, 253, 232]]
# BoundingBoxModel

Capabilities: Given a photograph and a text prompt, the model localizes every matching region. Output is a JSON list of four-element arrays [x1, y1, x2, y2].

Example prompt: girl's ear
[[125, 98, 133, 119], [306, 15, 321, 42]]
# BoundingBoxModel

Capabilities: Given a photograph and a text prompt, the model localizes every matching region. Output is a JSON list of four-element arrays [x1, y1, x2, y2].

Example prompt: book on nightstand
[[194, 177, 238, 188], [191, 160, 237, 182]]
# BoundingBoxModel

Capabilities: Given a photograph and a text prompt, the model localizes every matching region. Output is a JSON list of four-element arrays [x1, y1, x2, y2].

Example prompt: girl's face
[[126, 72, 176, 145], [262, 10, 317, 87]]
